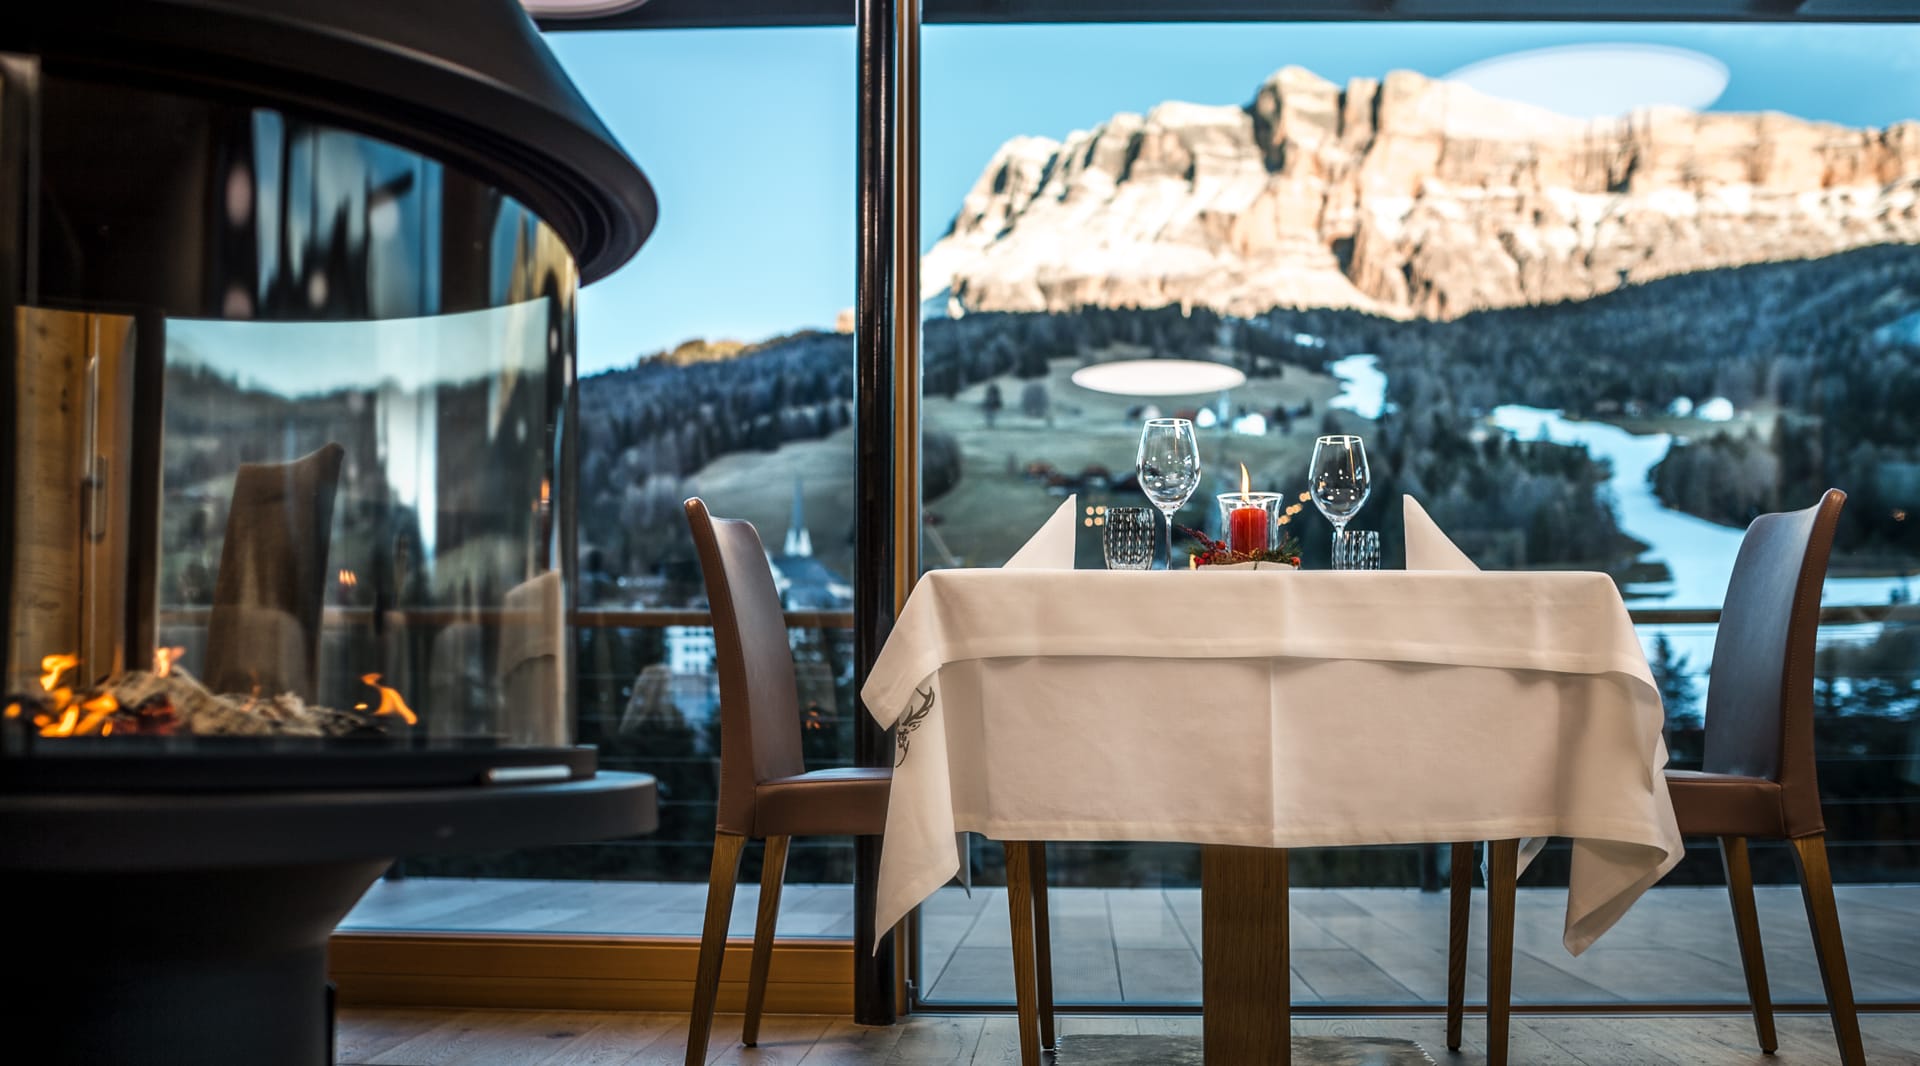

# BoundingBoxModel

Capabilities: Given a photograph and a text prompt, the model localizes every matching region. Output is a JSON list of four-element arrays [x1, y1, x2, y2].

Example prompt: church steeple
[[783, 478, 813, 557]]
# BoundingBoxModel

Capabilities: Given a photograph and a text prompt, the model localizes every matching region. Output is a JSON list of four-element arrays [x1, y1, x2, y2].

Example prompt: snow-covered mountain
[[922, 66, 1920, 320]]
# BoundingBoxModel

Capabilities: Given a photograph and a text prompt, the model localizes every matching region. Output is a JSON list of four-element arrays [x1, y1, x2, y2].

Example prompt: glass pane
[[919, 20, 1920, 1006], [343, 25, 860, 936], [158, 305, 564, 738]]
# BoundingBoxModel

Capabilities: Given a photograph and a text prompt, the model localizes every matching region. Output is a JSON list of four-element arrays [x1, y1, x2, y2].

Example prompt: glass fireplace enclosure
[[0, 64, 582, 779]]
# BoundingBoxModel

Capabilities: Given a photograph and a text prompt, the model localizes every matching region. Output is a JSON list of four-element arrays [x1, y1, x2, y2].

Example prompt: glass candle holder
[[1214, 492, 1285, 555]]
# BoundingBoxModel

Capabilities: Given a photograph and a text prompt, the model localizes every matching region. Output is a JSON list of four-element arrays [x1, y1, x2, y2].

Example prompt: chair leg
[[1485, 839, 1519, 1066], [1005, 841, 1042, 1066], [742, 835, 790, 1048], [1028, 841, 1057, 1052], [685, 832, 746, 1066], [1791, 834, 1865, 1066], [1446, 841, 1474, 1052], [1718, 836, 1777, 1054]]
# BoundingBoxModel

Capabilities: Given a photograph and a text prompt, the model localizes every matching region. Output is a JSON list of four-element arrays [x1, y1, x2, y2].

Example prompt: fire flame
[[153, 646, 186, 679], [74, 693, 119, 736], [27, 651, 120, 737], [360, 673, 417, 725], [40, 652, 78, 692], [18, 650, 418, 739], [1239, 462, 1252, 502], [338, 568, 358, 589]]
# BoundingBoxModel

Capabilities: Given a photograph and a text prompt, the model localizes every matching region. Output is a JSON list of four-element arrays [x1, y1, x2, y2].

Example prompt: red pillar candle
[[1228, 504, 1269, 556]]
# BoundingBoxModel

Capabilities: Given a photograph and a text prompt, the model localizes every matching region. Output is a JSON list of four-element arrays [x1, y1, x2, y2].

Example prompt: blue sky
[[547, 22, 1920, 375]]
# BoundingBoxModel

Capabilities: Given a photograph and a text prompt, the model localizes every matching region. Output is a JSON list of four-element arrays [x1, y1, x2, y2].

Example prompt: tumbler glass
[[1332, 529, 1381, 571], [1102, 507, 1157, 570]]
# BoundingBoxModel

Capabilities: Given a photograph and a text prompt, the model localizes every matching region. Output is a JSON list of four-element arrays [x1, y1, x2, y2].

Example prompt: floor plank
[[365, 1010, 596, 1066], [964, 1017, 1022, 1066], [536, 1013, 684, 1066], [341, 1010, 1920, 1066], [334, 1009, 447, 1064], [796, 1019, 910, 1065], [883, 1016, 985, 1065], [707, 1015, 833, 1066]]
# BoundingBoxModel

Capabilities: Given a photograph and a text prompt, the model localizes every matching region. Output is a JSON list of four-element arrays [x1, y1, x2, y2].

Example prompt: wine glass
[[1136, 418, 1201, 569], [1309, 435, 1371, 566]]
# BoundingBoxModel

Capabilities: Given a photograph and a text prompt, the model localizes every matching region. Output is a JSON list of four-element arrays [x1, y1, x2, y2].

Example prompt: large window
[[342, 15, 1920, 1005], [342, 26, 862, 937], [915, 21, 1920, 1006]]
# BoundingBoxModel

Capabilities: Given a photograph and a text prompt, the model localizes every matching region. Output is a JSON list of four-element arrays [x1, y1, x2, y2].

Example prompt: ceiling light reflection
[[1069, 359, 1247, 397]]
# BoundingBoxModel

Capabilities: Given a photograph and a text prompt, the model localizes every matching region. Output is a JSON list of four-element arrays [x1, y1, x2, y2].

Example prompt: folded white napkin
[[1404, 495, 1478, 572], [1004, 494, 1077, 569]]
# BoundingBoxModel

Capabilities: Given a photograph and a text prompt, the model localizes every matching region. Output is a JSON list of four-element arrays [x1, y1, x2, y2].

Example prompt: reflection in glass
[[161, 301, 564, 741]]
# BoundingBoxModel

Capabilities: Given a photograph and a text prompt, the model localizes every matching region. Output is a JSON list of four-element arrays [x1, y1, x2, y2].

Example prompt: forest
[[575, 243, 1920, 595]]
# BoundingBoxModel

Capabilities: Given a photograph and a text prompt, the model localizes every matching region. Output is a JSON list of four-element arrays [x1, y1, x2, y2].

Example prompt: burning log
[[23, 647, 415, 740], [102, 667, 384, 737]]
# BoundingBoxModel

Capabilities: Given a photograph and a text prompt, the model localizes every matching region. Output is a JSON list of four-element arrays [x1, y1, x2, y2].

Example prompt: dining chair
[[1667, 487, 1861, 1064], [681, 497, 892, 1065], [1444, 488, 1863, 1066]]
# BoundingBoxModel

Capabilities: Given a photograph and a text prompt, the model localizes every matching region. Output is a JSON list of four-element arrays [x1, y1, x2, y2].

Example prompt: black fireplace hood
[[0, 0, 656, 283]]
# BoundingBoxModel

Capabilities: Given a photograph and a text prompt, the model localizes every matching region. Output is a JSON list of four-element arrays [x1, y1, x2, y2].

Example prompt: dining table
[[861, 560, 1684, 1066]]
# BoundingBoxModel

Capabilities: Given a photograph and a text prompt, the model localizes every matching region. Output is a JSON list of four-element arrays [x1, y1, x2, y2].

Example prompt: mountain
[[923, 66, 1920, 320]]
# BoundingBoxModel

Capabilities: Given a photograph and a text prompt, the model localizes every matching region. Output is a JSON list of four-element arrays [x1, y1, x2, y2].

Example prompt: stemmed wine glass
[[1136, 418, 1202, 569], [1309, 435, 1371, 565]]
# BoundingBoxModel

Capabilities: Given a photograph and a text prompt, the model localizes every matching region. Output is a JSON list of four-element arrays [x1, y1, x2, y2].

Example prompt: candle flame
[[1239, 462, 1252, 501]]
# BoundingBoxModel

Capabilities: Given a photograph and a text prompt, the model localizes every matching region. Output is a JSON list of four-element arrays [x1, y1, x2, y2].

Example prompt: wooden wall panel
[[329, 933, 855, 1015], [9, 308, 137, 689]]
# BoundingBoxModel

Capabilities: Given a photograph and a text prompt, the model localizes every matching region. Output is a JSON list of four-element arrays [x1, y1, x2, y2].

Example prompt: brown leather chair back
[[685, 498, 806, 836], [205, 442, 345, 700], [1702, 488, 1845, 837]]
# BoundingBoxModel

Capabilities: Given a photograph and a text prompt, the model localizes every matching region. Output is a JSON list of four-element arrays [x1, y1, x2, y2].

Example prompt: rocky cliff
[[922, 66, 1920, 320]]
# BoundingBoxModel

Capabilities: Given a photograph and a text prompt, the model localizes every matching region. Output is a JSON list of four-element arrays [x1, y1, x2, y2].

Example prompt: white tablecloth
[[862, 568, 1683, 955]]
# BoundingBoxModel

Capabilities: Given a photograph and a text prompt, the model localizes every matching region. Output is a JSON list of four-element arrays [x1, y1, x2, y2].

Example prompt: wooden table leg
[[1202, 844, 1290, 1066], [1446, 840, 1475, 1052], [1486, 839, 1520, 1066], [1005, 841, 1042, 1066], [1028, 842, 1056, 1051]]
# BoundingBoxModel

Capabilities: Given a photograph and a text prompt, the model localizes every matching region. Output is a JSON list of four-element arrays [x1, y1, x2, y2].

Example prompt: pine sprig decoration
[[1178, 525, 1303, 568]]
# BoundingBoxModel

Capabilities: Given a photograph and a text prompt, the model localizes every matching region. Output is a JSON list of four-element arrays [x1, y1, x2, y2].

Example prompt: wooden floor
[[343, 881, 1920, 1006], [338, 1008, 1920, 1065]]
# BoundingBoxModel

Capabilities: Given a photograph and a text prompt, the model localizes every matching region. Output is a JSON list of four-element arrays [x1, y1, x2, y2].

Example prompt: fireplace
[[0, 2, 655, 788], [0, 3, 659, 1062]]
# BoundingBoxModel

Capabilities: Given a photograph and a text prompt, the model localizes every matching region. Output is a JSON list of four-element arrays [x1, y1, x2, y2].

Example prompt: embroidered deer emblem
[[894, 686, 935, 767]]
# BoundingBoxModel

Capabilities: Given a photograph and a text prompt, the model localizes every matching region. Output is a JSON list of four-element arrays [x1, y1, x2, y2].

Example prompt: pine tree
[[1650, 634, 1701, 731]]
